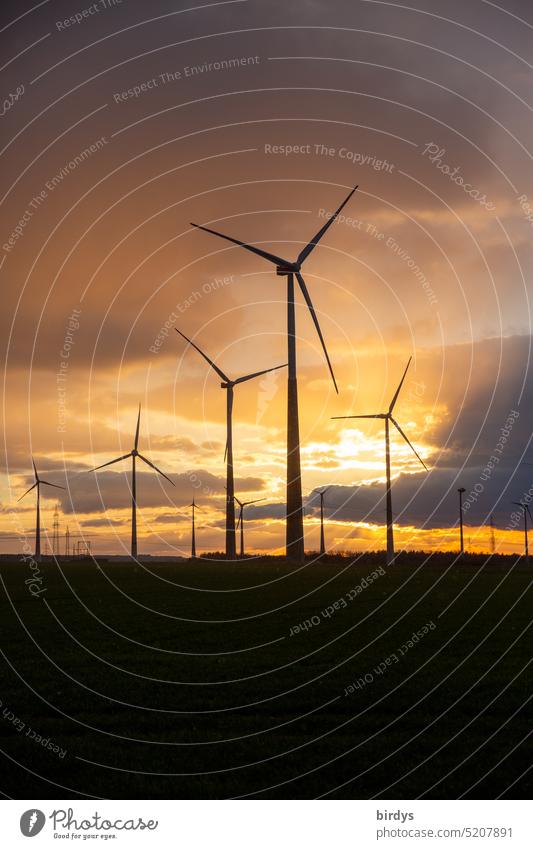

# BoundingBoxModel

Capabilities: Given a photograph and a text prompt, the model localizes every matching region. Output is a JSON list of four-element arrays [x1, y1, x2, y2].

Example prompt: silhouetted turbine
[[234, 496, 264, 558], [88, 405, 174, 558], [189, 497, 200, 558], [190, 185, 357, 563], [18, 458, 65, 562], [176, 328, 286, 560], [458, 487, 466, 554], [512, 500, 531, 565], [316, 486, 331, 555], [333, 357, 428, 566]]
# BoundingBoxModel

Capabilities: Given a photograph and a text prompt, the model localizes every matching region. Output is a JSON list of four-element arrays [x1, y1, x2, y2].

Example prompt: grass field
[[0, 552, 531, 799]]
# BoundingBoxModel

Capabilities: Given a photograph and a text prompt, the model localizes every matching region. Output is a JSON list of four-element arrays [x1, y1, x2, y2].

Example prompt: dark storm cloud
[[422, 333, 532, 467], [307, 461, 533, 532]]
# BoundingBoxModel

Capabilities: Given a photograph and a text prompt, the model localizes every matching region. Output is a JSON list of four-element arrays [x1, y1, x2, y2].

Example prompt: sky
[[1, 0, 532, 556]]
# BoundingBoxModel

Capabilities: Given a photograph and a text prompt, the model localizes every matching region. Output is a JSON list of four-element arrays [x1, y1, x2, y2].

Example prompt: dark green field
[[0, 552, 531, 799]]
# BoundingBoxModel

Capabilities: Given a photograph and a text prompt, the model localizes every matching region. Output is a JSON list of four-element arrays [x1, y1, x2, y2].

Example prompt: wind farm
[[9, 261, 530, 563]]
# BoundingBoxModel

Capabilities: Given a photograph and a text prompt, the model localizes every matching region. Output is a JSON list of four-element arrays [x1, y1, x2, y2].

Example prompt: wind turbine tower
[[317, 487, 331, 555]]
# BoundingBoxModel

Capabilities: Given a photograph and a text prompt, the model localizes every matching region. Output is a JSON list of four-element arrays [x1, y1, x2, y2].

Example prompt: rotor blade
[[233, 495, 243, 507], [88, 453, 132, 472], [31, 457, 39, 482], [233, 363, 288, 385], [175, 328, 229, 383], [134, 404, 141, 450], [526, 505, 533, 522], [331, 414, 382, 420], [17, 482, 38, 502], [390, 417, 428, 471], [389, 357, 413, 413], [39, 481, 66, 490], [295, 272, 338, 393], [297, 186, 358, 265], [512, 502, 524, 508], [138, 454, 175, 486], [243, 498, 266, 507], [389, 357, 412, 413], [190, 222, 289, 268]]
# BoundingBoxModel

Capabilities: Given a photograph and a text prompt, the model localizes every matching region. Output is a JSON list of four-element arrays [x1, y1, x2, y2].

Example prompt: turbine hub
[[276, 263, 299, 275], [132, 449, 138, 456]]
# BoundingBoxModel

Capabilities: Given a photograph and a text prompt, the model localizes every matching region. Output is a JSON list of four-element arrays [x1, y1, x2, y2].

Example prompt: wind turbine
[[189, 497, 200, 558], [332, 357, 428, 566], [234, 496, 264, 558], [176, 328, 286, 560], [88, 405, 174, 559], [315, 486, 331, 556], [190, 185, 357, 563], [18, 459, 65, 561], [458, 487, 466, 554], [512, 500, 531, 566]]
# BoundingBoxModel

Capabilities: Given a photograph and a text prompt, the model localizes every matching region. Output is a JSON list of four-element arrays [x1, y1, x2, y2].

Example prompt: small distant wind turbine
[[88, 405, 174, 559], [458, 487, 466, 554], [190, 185, 358, 563], [512, 500, 531, 566], [332, 357, 428, 566], [316, 487, 331, 555], [18, 459, 65, 561], [189, 497, 200, 558], [234, 496, 264, 558], [176, 328, 285, 560], [489, 513, 496, 555]]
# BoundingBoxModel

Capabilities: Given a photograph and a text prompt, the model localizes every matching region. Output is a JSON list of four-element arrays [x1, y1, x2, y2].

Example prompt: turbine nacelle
[[276, 263, 300, 275]]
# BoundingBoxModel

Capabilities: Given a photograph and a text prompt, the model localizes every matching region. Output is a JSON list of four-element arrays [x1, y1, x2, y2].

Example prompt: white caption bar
[[1, 799, 530, 848]]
